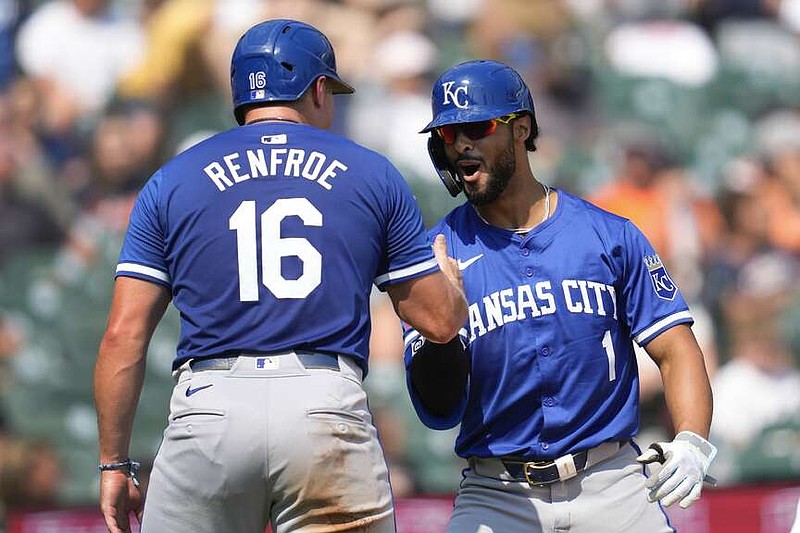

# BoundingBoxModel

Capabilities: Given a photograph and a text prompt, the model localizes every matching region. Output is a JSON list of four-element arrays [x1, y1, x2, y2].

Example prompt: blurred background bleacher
[[0, 0, 799, 527]]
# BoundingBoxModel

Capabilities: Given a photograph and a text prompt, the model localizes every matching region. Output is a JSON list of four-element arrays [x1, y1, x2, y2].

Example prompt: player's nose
[[453, 130, 475, 152]]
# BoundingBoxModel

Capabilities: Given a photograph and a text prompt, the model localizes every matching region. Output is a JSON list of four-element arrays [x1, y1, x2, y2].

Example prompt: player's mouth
[[457, 160, 483, 180]]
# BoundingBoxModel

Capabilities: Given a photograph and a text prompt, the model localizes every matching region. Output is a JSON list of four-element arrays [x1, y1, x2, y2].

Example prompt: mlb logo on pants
[[256, 357, 279, 370]]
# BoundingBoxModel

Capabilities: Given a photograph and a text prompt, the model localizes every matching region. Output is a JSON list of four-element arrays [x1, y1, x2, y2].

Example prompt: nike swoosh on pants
[[185, 384, 213, 397]]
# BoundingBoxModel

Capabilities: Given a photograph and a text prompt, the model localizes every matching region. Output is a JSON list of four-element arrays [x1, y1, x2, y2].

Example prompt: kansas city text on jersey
[[204, 146, 348, 192], [467, 279, 618, 341]]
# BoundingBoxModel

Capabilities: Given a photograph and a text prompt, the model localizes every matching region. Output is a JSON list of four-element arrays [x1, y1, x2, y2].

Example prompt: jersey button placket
[[521, 245, 532, 277]]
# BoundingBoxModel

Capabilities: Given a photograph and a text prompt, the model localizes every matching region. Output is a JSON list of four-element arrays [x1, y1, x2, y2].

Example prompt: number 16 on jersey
[[229, 198, 323, 301]]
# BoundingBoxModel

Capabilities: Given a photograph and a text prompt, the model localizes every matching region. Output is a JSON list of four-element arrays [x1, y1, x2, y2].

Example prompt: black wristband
[[98, 458, 141, 487], [409, 335, 469, 418]]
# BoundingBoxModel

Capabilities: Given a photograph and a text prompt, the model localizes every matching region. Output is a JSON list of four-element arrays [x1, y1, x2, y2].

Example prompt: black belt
[[189, 351, 340, 372], [473, 441, 624, 486], [502, 451, 591, 485]]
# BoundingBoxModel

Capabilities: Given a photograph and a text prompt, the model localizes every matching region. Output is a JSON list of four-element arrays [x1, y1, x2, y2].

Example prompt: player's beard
[[464, 144, 516, 206]]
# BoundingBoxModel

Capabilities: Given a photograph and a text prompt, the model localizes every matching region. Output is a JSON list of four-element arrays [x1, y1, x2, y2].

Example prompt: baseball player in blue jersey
[[93, 19, 467, 533], [403, 60, 717, 532]]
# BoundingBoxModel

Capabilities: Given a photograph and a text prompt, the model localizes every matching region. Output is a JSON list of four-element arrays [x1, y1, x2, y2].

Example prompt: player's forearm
[[389, 272, 468, 343], [94, 336, 147, 463], [438, 282, 468, 341], [649, 327, 713, 438], [661, 357, 713, 438]]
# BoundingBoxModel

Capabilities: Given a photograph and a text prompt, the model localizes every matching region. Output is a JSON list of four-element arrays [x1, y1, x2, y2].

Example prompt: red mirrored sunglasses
[[434, 113, 521, 144]]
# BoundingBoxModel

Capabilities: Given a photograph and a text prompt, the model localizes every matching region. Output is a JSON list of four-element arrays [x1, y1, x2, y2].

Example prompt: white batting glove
[[636, 431, 718, 509]]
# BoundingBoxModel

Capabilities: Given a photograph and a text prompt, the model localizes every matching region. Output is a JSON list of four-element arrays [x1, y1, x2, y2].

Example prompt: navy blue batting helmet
[[421, 60, 536, 138], [230, 19, 354, 125], [421, 60, 538, 196]]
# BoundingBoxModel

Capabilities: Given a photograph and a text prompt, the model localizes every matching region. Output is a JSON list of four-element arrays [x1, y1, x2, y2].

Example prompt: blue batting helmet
[[230, 19, 354, 125], [422, 60, 538, 196], [420, 59, 536, 136]]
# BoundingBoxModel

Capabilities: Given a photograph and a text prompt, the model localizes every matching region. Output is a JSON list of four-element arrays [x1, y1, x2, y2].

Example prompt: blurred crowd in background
[[0, 0, 799, 520]]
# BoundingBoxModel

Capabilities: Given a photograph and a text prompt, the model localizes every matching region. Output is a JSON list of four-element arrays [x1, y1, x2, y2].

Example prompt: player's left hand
[[636, 431, 718, 509], [432, 234, 464, 294], [99, 470, 144, 532]]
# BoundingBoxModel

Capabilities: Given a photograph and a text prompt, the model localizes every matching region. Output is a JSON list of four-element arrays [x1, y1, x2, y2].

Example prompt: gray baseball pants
[[141, 352, 396, 533], [448, 441, 675, 533]]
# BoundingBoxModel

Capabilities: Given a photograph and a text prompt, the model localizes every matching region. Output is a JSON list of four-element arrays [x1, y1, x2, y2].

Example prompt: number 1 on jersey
[[601, 329, 617, 382], [229, 198, 323, 301]]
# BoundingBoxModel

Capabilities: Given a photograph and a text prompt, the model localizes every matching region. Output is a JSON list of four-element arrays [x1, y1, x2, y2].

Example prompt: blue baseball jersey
[[117, 122, 438, 372], [403, 189, 693, 460]]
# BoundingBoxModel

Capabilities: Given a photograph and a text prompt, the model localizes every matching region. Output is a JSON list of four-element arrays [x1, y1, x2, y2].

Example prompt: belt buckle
[[522, 453, 579, 485], [523, 460, 555, 486]]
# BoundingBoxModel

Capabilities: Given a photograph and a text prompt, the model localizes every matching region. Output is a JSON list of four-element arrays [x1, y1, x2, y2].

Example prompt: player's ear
[[310, 76, 327, 108], [513, 115, 530, 144]]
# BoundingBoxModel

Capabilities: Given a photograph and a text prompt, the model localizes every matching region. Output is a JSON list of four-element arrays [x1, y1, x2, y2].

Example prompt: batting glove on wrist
[[636, 431, 718, 509]]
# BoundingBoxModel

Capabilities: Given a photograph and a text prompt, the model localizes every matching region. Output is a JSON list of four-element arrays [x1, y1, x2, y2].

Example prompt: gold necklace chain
[[511, 182, 550, 234], [472, 182, 551, 234]]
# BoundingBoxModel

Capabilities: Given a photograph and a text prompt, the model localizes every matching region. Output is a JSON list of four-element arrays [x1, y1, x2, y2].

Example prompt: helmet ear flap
[[428, 136, 462, 197]]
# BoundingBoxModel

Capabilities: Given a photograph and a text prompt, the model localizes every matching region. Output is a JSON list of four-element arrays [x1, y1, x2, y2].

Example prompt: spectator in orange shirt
[[589, 141, 671, 256]]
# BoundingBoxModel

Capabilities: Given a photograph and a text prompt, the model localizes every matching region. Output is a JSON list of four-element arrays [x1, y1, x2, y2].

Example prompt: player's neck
[[244, 107, 307, 126], [248, 117, 299, 125], [473, 179, 552, 234]]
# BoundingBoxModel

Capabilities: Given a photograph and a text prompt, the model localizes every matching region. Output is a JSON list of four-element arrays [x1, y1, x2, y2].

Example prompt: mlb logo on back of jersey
[[644, 254, 677, 300]]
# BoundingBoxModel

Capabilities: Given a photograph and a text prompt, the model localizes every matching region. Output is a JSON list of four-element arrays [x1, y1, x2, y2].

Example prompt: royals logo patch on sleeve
[[644, 254, 677, 300]]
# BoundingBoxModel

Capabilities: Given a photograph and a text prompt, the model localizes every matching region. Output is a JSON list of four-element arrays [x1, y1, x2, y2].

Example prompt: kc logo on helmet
[[442, 81, 469, 109], [644, 254, 677, 300]]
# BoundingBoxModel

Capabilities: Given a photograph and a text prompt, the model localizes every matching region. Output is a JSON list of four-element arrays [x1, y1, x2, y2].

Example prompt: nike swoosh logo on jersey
[[457, 254, 484, 270], [185, 384, 213, 397]]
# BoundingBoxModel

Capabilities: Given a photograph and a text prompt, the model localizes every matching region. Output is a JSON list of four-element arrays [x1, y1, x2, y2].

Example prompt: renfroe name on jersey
[[467, 279, 618, 341], [204, 146, 348, 192]]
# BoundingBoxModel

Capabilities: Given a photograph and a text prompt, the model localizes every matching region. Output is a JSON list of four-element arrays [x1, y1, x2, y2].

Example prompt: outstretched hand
[[432, 234, 464, 295], [100, 471, 144, 533]]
